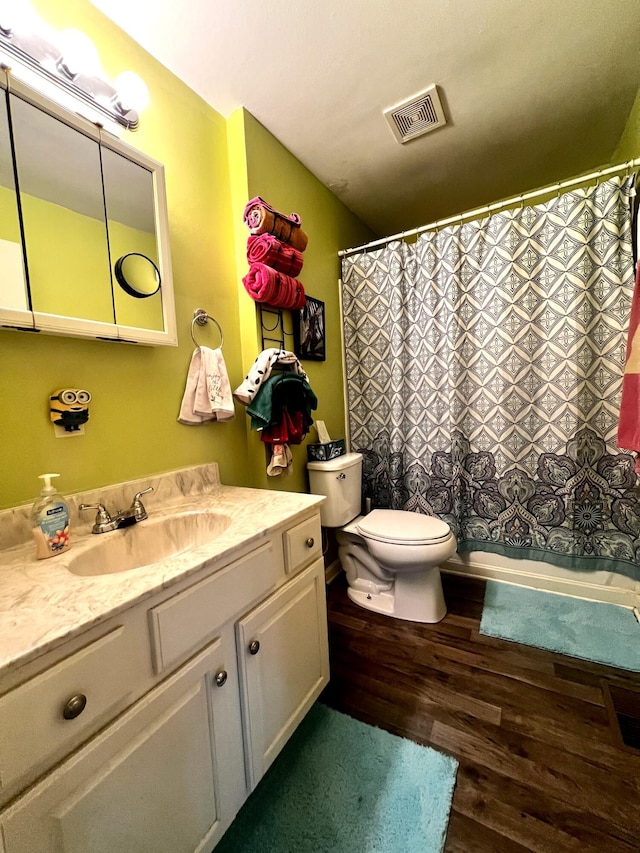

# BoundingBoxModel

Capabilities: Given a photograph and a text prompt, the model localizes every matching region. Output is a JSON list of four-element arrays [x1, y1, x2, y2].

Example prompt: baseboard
[[443, 553, 640, 607], [324, 558, 342, 585]]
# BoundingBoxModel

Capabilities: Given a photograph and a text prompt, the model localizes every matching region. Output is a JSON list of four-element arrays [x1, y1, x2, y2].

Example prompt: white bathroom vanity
[[0, 464, 329, 852]]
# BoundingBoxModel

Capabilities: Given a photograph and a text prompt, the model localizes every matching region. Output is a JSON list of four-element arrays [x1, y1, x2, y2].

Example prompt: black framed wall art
[[293, 296, 325, 361]]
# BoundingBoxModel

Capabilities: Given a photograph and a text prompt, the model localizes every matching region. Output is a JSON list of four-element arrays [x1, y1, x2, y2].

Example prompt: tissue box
[[307, 439, 346, 462]]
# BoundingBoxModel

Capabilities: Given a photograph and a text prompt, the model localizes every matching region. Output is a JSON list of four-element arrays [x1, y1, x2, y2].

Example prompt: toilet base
[[346, 567, 447, 624], [347, 587, 395, 616]]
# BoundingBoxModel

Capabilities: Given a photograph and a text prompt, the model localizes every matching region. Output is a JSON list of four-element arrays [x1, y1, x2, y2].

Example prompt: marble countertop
[[0, 464, 324, 678]]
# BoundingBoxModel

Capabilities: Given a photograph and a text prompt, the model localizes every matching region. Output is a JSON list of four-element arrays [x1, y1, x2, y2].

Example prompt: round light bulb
[[114, 71, 149, 113], [0, 0, 39, 34], [56, 29, 102, 79]]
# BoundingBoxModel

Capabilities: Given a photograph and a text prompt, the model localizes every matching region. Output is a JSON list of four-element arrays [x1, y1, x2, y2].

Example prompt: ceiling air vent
[[384, 84, 446, 144]]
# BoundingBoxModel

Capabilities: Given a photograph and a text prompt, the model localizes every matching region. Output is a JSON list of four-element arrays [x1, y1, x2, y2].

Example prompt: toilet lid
[[356, 509, 452, 545]]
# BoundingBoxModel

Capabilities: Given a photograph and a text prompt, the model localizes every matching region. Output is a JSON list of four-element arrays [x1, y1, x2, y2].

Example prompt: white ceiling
[[91, 0, 640, 238]]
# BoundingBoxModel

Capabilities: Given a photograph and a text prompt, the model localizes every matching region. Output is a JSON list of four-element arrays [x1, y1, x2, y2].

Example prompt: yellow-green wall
[[614, 86, 640, 161], [0, 0, 372, 509], [228, 109, 374, 494]]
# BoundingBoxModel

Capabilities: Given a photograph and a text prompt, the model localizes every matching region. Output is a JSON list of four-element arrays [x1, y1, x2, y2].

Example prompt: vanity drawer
[[283, 515, 322, 575], [0, 626, 135, 795], [149, 542, 277, 673]]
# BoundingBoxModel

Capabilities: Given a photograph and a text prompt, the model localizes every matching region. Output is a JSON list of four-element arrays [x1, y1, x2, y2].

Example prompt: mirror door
[[10, 93, 115, 325], [0, 89, 31, 328], [101, 146, 164, 332]]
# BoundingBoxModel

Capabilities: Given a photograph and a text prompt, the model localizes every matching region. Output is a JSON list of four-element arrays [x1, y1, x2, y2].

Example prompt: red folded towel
[[242, 263, 306, 310], [617, 259, 640, 468], [247, 234, 304, 277]]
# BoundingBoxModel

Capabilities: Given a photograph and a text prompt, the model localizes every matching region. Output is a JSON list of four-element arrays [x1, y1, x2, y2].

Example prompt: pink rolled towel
[[243, 263, 306, 310], [247, 234, 304, 277]]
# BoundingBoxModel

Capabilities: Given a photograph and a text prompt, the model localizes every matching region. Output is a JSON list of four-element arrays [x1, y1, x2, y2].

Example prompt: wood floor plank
[[329, 655, 503, 726], [412, 635, 606, 706], [325, 572, 640, 851], [430, 717, 639, 842], [451, 762, 635, 852], [329, 636, 504, 725], [443, 812, 532, 853]]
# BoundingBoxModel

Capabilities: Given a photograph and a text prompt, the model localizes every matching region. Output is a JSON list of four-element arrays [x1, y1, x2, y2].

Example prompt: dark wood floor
[[321, 573, 640, 852]]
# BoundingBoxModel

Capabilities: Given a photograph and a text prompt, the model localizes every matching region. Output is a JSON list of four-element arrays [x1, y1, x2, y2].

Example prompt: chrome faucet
[[80, 486, 154, 534]]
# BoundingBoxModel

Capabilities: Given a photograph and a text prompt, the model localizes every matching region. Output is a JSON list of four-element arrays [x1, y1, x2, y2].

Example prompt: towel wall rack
[[191, 308, 224, 348], [258, 304, 293, 350]]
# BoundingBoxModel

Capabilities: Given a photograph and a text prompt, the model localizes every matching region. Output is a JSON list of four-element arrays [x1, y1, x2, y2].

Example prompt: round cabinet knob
[[214, 670, 228, 687], [249, 640, 260, 655], [62, 693, 87, 720], [306, 537, 315, 548]]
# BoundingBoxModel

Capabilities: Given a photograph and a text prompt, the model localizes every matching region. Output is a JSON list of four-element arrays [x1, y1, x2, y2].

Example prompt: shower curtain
[[341, 176, 640, 579]]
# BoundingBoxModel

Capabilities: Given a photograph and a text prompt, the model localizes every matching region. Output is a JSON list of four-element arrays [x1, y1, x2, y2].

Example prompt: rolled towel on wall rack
[[247, 234, 304, 277], [243, 197, 308, 252], [243, 263, 306, 310]]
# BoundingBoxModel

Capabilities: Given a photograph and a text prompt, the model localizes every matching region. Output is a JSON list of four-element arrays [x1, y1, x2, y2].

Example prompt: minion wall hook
[[50, 388, 91, 437]]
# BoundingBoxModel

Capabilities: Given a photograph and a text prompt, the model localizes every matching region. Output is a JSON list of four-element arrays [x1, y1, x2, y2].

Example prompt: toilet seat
[[356, 509, 452, 545]]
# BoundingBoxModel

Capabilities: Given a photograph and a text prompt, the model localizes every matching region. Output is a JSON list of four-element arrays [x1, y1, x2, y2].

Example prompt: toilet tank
[[307, 452, 363, 527]]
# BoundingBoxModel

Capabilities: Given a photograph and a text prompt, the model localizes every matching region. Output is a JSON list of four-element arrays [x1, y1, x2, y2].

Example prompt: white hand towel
[[178, 346, 235, 424]]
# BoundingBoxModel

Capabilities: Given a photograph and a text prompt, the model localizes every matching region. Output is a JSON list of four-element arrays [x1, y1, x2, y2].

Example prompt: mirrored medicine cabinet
[[0, 71, 177, 345]]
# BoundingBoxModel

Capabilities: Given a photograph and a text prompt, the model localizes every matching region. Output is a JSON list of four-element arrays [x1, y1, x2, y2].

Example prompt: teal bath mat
[[216, 703, 458, 853], [480, 581, 640, 672]]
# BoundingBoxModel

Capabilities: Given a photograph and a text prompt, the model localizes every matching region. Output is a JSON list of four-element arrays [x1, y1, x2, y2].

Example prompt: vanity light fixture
[[0, 9, 147, 130]]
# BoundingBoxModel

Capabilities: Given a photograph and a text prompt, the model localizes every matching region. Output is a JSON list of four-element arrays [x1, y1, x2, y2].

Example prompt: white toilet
[[307, 452, 456, 623]]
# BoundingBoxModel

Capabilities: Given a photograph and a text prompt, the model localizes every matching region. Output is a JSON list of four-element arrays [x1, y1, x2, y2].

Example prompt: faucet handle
[[130, 486, 154, 521], [79, 503, 112, 524], [79, 503, 114, 534]]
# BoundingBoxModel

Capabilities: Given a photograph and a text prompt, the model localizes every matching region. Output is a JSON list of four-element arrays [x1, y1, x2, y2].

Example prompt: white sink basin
[[66, 511, 232, 577]]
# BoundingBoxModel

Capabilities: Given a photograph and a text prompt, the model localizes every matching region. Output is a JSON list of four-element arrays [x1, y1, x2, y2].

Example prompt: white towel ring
[[191, 308, 224, 348]]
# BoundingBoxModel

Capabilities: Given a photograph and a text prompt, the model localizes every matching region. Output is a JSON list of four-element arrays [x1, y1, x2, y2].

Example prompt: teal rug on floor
[[215, 703, 458, 853], [480, 581, 640, 672]]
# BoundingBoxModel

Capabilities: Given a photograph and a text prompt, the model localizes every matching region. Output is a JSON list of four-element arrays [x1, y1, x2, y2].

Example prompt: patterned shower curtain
[[341, 176, 640, 578]]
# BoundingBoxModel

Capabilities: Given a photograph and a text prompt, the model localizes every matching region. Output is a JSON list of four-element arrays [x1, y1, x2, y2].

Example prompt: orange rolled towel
[[243, 263, 306, 310], [243, 197, 308, 252]]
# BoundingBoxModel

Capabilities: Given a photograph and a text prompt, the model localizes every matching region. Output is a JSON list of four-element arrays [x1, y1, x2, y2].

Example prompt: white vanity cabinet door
[[0, 629, 245, 853], [236, 557, 330, 789]]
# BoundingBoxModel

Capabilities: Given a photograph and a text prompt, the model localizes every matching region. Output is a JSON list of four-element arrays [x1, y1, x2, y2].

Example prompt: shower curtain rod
[[338, 157, 640, 258]]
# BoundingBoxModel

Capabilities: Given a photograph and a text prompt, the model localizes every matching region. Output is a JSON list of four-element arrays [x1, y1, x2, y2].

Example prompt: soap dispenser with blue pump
[[31, 473, 70, 559]]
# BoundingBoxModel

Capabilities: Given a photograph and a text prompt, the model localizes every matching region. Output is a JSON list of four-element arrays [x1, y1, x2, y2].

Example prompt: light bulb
[[0, 0, 39, 34], [56, 29, 102, 79], [114, 71, 149, 113]]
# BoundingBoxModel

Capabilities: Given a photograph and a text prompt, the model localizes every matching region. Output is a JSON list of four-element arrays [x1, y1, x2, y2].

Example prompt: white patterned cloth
[[178, 346, 235, 423], [233, 348, 308, 405]]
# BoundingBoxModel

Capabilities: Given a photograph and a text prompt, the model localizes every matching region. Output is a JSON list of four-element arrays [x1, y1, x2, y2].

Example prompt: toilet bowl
[[307, 453, 456, 623]]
